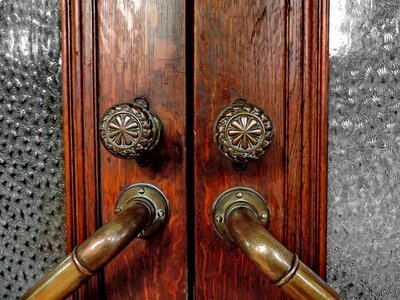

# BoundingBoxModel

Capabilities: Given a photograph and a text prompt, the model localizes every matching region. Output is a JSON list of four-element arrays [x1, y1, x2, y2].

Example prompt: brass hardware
[[213, 99, 274, 171], [212, 187, 270, 243], [21, 183, 169, 300], [115, 183, 169, 238], [212, 187, 342, 300], [99, 97, 162, 165]]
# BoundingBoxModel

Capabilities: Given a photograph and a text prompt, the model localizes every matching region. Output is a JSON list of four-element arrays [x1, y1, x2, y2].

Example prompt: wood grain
[[97, 1, 187, 299], [61, 0, 100, 297], [62, 0, 188, 299], [193, 0, 329, 299], [194, 1, 286, 299], [61, 0, 329, 298]]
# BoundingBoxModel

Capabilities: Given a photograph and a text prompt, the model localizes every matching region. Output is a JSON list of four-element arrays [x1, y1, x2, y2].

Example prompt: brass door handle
[[212, 187, 342, 300], [21, 184, 169, 300], [99, 97, 163, 165], [213, 99, 274, 171]]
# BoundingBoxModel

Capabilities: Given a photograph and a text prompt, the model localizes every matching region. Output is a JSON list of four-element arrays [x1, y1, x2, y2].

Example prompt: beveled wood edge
[[317, 0, 329, 278], [283, 0, 330, 280], [61, 0, 101, 297], [61, 0, 74, 254]]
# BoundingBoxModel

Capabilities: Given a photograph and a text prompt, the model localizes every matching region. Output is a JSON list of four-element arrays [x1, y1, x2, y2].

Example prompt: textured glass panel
[[328, 0, 400, 299], [0, 1, 65, 299]]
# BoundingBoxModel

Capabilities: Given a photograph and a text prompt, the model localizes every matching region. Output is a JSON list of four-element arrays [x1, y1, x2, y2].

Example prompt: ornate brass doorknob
[[99, 97, 162, 165], [213, 99, 274, 171]]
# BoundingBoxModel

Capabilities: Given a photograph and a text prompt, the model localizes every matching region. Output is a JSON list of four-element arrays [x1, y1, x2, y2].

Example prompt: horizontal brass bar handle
[[226, 207, 341, 300], [21, 183, 169, 300]]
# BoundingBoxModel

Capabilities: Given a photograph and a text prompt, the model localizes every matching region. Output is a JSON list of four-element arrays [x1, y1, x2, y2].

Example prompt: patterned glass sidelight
[[328, 0, 400, 298], [0, 1, 66, 299]]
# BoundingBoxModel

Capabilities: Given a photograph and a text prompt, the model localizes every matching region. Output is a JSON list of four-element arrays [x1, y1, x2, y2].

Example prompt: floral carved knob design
[[99, 97, 162, 164], [214, 99, 274, 171]]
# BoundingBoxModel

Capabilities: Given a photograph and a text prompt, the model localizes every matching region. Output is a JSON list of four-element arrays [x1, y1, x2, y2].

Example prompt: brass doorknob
[[213, 99, 274, 171], [99, 97, 162, 165]]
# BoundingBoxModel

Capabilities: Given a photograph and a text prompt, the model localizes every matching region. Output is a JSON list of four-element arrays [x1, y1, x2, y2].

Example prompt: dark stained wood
[[97, 1, 187, 299], [61, 0, 100, 298], [61, 0, 329, 298], [194, 1, 286, 299], [62, 0, 188, 299], [193, 1, 329, 299], [317, 0, 330, 278]]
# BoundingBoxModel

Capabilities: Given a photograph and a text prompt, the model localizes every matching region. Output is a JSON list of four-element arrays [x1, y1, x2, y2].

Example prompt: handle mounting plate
[[212, 187, 271, 243], [115, 183, 169, 238]]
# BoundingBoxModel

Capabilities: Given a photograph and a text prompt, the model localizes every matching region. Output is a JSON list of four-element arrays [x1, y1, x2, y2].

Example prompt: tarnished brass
[[99, 97, 163, 165], [21, 183, 169, 300], [115, 183, 169, 238], [213, 187, 342, 300], [212, 186, 270, 242], [213, 99, 274, 171]]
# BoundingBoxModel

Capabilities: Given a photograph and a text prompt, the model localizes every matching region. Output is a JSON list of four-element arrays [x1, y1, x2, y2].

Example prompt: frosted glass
[[328, 0, 400, 298], [0, 1, 66, 299]]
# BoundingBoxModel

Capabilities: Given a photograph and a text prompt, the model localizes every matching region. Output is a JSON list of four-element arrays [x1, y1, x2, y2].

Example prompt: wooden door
[[62, 0, 329, 299]]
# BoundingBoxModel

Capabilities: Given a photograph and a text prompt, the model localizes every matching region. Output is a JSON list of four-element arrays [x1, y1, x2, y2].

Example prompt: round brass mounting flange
[[115, 183, 169, 238], [212, 187, 270, 243]]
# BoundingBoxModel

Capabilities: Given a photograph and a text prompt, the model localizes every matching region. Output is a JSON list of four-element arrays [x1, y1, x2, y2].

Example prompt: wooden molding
[[61, 0, 101, 297], [285, 0, 330, 278]]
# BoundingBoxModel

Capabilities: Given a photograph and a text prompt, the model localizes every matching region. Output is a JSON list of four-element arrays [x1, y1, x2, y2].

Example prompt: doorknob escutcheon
[[99, 97, 163, 165], [213, 99, 274, 171], [212, 187, 341, 300]]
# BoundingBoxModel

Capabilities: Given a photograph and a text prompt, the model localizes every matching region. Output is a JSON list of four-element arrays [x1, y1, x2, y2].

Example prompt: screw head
[[215, 215, 224, 223], [114, 207, 121, 214], [236, 192, 244, 198], [138, 188, 145, 194], [259, 212, 269, 220], [157, 210, 165, 218]]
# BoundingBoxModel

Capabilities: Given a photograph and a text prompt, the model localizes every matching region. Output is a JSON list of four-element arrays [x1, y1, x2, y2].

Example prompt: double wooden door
[[62, 0, 329, 299]]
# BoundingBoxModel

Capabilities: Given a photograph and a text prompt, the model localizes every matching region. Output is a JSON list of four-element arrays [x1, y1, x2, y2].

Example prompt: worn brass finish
[[213, 187, 270, 242], [213, 99, 274, 171], [213, 188, 341, 300], [75, 202, 151, 274], [115, 183, 169, 238], [99, 97, 163, 164], [19, 256, 87, 300], [21, 184, 169, 300]]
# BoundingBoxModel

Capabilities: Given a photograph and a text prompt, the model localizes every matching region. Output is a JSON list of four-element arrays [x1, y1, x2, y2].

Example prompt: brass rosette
[[99, 97, 162, 160], [213, 99, 274, 170]]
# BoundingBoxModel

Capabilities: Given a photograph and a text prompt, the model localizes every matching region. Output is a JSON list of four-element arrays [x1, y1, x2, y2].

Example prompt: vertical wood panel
[[193, 0, 329, 298], [61, 0, 100, 297], [97, 1, 187, 299], [194, 1, 286, 299], [317, 0, 330, 278], [61, 0, 329, 298]]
